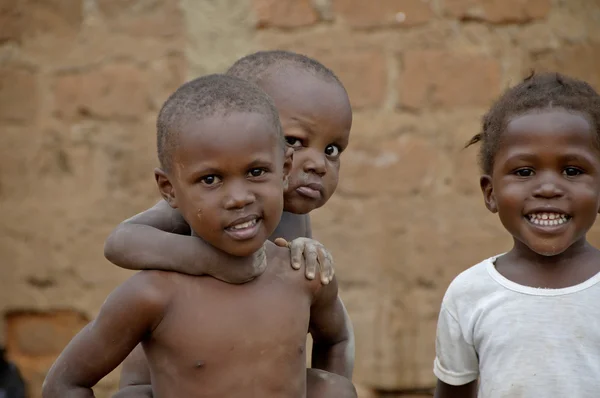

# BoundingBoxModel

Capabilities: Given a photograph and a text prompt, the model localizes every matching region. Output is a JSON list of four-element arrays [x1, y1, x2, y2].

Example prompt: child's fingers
[[273, 237, 290, 248], [325, 251, 335, 282], [290, 240, 304, 270], [304, 243, 319, 280], [316, 248, 329, 285]]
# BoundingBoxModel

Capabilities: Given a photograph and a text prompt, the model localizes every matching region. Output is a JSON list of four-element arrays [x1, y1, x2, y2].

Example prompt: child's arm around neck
[[104, 200, 193, 271], [42, 272, 171, 398], [308, 276, 354, 378], [103, 200, 263, 282]]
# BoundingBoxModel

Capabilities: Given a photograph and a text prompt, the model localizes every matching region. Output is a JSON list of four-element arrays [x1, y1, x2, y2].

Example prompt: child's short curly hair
[[466, 72, 600, 175]]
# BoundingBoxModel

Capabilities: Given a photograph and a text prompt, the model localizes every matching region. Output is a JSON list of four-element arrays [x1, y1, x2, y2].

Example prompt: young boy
[[103, 51, 354, 396], [104, 50, 352, 285], [434, 72, 600, 397], [42, 74, 355, 398]]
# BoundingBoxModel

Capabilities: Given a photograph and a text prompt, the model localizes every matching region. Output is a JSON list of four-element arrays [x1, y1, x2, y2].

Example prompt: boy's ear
[[283, 147, 293, 191], [155, 168, 178, 209], [480, 175, 497, 213]]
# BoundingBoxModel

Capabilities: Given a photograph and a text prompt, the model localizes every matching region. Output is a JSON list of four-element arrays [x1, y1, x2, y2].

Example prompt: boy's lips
[[225, 215, 262, 240], [296, 183, 323, 200]]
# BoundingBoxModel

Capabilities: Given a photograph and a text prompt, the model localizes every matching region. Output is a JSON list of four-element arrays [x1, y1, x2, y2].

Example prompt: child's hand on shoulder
[[274, 237, 334, 285]]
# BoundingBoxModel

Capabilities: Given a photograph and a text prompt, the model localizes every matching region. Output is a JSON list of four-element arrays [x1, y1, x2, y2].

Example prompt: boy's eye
[[325, 144, 340, 157], [200, 175, 221, 186], [248, 168, 267, 178], [563, 167, 583, 177], [514, 168, 534, 177], [285, 137, 303, 148]]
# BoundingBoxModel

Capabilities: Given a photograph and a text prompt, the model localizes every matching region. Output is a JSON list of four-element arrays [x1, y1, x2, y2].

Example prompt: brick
[[315, 50, 387, 109], [97, 0, 183, 38], [339, 134, 442, 197], [398, 50, 501, 109], [529, 43, 600, 91], [1, 0, 83, 40], [53, 63, 150, 120], [5, 310, 88, 357], [0, 64, 38, 122], [0, 0, 22, 42], [443, 0, 551, 24], [333, 0, 434, 28], [253, 0, 319, 28], [146, 52, 188, 111]]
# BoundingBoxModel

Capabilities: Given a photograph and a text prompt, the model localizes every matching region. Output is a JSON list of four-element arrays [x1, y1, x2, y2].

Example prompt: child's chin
[[527, 242, 571, 257], [283, 197, 322, 215]]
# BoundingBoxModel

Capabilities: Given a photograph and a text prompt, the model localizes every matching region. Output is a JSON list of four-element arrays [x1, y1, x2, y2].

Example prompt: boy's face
[[261, 68, 352, 214], [157, 112, 289, 257], [480, 109, 600, 257]]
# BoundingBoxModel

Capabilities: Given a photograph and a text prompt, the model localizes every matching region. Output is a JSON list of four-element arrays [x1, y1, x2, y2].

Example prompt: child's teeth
[[231, 219, 256, 230], [527, 212, 569, 226]]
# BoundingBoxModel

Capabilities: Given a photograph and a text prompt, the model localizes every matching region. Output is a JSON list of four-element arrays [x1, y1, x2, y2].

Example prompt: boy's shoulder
[[121, 270, 178, 306], [441, 255, 502, 311], [264, 241, 325, 297]]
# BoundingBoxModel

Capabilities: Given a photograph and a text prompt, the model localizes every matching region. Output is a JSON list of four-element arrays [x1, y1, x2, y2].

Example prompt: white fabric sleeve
[[433, 306, 479, 386]]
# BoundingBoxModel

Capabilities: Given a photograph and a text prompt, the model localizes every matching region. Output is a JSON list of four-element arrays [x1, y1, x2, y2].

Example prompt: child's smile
[[481, 108, 600, 257], [225, 215, 262, 241], [165, 111, 288, 257]]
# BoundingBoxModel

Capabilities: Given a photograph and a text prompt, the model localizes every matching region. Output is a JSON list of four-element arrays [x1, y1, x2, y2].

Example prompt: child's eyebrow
[[187, 165, 222, 179], [288, 116, 318, 135], [246, 158, 274, 168], [560, 152, 598, 164]]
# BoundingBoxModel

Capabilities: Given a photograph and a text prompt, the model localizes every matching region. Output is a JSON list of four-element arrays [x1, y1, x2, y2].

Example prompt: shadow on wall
[[0, 347, 26, 398], [3, 310, 89, 398]]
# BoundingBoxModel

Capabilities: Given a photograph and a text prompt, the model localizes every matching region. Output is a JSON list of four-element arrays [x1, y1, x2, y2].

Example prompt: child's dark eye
[[200, 175, 221, 186], [325, 144, 341, 158], [285, 137, 303, 148], [514, 168, 534, 177], [248, 168, 267, 178], [563, 167, 583, 177]]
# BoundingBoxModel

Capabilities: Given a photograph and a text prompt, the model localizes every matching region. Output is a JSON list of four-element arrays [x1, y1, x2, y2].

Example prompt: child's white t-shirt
[[434, 254, 600, 397]]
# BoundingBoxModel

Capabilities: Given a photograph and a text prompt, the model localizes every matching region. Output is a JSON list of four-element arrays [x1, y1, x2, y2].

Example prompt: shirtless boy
[[42, 74, 354, 398], [103, 51, 355, 397]]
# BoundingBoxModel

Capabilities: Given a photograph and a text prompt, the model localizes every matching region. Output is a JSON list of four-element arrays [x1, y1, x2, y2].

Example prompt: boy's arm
[[308, 276, 354, 379], [433, 380, 477, 398], [104, 200, 196, 272], [112, 385, 153, 398], [42, 273, 169, 398], [113, 345, 153, 398]]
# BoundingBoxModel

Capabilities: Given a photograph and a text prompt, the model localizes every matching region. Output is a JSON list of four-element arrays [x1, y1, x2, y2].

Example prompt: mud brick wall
[[1, 0, 599, 397]]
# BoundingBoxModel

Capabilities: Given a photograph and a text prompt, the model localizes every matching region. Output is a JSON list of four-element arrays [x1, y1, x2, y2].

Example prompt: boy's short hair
[[226, 50, 343, 89], [157, 74, 283, 172]]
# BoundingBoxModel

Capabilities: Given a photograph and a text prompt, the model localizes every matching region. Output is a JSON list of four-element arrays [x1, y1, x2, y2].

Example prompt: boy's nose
[[532, 174, 564, 198], [302, 149, 327, 176], [224, 182, 256, 209]]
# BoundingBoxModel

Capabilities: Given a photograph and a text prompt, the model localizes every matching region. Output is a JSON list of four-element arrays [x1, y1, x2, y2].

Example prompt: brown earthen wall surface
[[1, 0, 599, 396]]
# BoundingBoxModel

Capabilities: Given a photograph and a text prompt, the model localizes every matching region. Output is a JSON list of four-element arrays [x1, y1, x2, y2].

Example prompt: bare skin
[[105, 65, 352, 397], [104, 201, 331, 283], [43, 243, 353, 398], [45, 107, 355, 398]]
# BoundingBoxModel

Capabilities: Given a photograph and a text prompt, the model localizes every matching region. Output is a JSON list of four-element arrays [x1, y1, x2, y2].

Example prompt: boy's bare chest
[[149, 270, 313, 368]]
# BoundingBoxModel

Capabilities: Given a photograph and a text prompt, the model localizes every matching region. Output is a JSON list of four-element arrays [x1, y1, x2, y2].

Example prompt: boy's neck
[[189, 230, 268, 281], [497, 238, 600, 288]]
